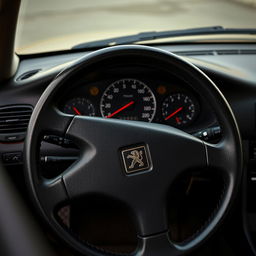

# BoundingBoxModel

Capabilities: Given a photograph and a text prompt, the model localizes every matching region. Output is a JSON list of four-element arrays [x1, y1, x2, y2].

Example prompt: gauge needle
[[165, 107, 183, 121], [106, 101, 135, 118], [72, 106, 81, 115]]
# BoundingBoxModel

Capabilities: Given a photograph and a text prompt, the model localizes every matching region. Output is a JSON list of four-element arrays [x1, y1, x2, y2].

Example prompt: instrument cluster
[[60, 76, 204, 131]]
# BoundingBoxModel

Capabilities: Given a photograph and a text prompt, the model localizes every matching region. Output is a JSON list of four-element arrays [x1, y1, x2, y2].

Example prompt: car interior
[[1, 0, 256, 255]]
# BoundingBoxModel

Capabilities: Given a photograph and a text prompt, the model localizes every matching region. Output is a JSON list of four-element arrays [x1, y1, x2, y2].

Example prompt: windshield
[[16, 0, 256, 54]]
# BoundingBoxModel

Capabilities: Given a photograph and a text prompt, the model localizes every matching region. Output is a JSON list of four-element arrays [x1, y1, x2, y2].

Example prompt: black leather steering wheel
[[24, 45, 243, 256]]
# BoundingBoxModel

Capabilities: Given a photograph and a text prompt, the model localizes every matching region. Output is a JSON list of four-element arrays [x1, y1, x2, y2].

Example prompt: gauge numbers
[[100, 79, 156, 122]]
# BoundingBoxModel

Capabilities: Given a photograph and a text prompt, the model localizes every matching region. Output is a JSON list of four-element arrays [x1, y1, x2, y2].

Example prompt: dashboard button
[[2, 152, 22, 164]]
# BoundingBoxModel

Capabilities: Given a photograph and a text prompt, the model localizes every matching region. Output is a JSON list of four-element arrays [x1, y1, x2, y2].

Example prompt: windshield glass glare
[[16, 0, 256, 54]]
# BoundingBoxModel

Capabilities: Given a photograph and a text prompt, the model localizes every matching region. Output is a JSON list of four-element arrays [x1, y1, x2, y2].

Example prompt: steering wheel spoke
[[35, 105, 73, 137], [62, 155, 116, 200], [131, 196, 168, 237], [137, 233, 181, 256], [204, 138, 239, 176], [38, 177, 68, 216]]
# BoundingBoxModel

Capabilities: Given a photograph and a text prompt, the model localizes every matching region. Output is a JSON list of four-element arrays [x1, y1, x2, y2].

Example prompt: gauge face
[[63, 98, 95, 116], [162, 93, 198, 127], [100, 79, 156, 122]]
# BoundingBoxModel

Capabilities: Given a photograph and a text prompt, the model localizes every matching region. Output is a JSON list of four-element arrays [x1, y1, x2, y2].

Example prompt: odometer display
[[100, 79, 156, 122]]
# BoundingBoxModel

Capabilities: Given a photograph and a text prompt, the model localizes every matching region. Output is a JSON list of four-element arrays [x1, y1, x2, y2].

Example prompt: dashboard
[[0, 43, 256, 254]]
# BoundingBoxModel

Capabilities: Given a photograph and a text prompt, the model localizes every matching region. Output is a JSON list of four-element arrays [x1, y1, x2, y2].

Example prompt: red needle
[[72, 106, 81, 115], [106, 101, 135, 118], [165, 107, 183, 121]]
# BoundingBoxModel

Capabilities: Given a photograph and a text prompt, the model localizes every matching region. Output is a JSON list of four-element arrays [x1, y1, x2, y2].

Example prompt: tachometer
[[63, 98, 95, 116], [162, 93, 198, 127], [100, 79, 156, 122]]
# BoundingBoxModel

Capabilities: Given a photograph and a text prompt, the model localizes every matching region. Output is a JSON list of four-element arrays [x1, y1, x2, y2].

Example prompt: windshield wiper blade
[[72, 26, 256, 50]]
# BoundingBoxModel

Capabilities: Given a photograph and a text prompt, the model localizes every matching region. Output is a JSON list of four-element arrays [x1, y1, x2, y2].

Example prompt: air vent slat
[[0, 105, 33, 142], [0, 123, 29, 128], [0, 115, 31, 120], [0, 127, 28, 133], [0, 127, 28, 131], [0, 110, 32, 115], [0, 119, 31, 124]]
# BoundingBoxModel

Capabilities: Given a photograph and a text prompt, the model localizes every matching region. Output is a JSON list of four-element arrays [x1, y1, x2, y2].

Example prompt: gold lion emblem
[[127, 150, 144, 169]]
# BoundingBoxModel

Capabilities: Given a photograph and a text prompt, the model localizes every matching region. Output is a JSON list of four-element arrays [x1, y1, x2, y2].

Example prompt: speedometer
[[100, 79, 156, 122]]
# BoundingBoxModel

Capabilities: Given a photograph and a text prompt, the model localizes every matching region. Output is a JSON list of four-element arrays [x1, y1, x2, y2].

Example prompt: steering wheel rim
[[24, 45, 243, 256]]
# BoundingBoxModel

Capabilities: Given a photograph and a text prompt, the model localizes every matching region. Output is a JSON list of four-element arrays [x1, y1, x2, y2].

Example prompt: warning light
[[89, 86, 99, 96], [157, 85, 167, 95]]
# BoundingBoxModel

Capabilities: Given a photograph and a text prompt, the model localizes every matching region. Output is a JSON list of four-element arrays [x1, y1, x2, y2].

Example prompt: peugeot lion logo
[[121, 145, 151, 174], [127, 150, 144, 169]]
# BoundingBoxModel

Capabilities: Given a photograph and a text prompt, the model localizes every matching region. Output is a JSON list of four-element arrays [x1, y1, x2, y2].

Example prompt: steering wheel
[[24, 45, 243, 256]]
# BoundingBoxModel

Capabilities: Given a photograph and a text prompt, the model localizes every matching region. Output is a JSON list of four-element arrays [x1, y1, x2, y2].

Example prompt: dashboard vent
[[0, 105, 33, 142], [215, 50, 239, 55], [236, 49, 256, 55], [175, 50, 215, 56], [215, 49, 256, 55], [176, 49, 256, 57], [16, 69, 41, 81]]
